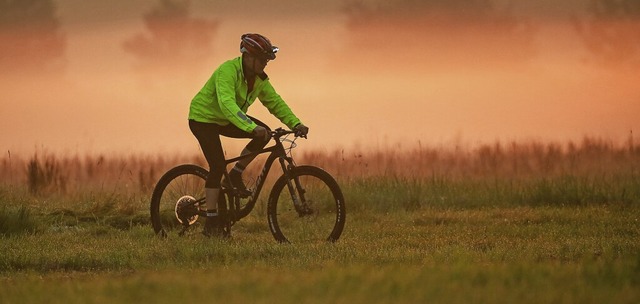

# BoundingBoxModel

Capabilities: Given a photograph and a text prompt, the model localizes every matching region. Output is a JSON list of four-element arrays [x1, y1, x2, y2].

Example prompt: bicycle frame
[[217, 129, 299, 220]]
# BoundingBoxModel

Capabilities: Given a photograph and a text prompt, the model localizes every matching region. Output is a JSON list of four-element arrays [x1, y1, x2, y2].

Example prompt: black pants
[[189, 117, 270, 188]]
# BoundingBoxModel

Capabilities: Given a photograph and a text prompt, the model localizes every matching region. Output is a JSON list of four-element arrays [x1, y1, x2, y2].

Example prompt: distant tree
[[574, 0, 640, 69], [123, 0, 218, 74], [0, 0, 65, 73], [342, 0, 536, 69]]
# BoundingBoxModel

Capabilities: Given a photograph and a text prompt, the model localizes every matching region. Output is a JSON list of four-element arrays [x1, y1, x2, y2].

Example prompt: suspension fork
[[279, 157, 310, 215]]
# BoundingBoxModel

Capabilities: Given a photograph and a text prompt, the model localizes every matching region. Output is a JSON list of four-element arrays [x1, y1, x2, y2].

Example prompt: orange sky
[[1, 0, 639, 156]]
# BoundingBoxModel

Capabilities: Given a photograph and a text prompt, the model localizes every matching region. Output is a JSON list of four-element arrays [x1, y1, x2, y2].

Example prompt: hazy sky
[[1, 0, 638, 156]]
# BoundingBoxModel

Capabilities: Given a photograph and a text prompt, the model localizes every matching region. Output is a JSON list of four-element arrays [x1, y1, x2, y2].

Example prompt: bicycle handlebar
[[271, 127, 306, 139]]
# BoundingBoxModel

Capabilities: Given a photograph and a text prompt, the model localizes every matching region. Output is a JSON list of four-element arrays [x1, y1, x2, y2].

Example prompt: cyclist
[[188, 33, 309, 236]]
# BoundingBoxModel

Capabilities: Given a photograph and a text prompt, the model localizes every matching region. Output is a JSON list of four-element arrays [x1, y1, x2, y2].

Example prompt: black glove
[[293, 124, 309, 138]]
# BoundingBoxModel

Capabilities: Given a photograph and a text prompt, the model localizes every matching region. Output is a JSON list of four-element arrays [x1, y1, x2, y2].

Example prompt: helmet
[[240, 33, 278, 60]]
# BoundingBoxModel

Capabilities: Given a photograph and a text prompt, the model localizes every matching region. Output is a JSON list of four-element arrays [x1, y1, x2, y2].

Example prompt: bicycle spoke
[[150, 165, 207, 236], [268, 166, 345, 243]]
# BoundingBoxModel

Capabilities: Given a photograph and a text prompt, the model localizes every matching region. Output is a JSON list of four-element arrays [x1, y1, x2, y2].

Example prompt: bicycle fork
[[280, 159, 312, 216]]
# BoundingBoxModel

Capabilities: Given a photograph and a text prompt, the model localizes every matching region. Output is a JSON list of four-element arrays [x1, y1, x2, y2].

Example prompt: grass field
[[1, 138, 639, 303]]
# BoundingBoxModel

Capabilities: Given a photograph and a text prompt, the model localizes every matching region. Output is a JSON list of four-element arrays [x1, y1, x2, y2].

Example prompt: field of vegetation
[[1, 137, 639, 303]]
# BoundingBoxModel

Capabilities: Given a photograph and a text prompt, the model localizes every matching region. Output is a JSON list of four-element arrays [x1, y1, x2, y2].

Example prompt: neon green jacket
[[189, 57, 301, 132]]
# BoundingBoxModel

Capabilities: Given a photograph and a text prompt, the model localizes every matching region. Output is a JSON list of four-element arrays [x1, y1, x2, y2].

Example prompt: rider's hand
[[293, 123, 309, 138], [252, 125, 271, 141]]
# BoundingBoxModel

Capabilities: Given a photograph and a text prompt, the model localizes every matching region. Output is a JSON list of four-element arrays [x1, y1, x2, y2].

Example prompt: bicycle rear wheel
[[267, 166, 346, 243], [150, 164, 208, 236]]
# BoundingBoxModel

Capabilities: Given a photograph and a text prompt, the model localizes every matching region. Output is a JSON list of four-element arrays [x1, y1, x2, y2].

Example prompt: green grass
[[343, 173, 640, 212], [1, 142, 639, 303], [0, 205, 41, 236], [1, 201, 639, 303]]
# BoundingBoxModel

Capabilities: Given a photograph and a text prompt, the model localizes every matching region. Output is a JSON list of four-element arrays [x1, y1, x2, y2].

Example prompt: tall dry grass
[[1, 136, 638, 209], [302, 137, 640, 209], [0, 150, 207, 229], [0, 137, 639, 235], [1, 151, 204, 196], [306, 137, 640, 180]]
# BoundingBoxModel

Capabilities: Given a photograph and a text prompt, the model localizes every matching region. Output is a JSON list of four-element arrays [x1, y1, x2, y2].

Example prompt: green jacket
[[189, 57, 301, 132]]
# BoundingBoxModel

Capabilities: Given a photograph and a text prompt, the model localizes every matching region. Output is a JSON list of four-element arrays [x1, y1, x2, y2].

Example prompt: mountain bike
[[149, 128, 346, 243]]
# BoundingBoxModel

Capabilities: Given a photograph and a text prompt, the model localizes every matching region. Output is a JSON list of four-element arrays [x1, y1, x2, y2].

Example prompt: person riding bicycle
[[188, 33, 309, 237]]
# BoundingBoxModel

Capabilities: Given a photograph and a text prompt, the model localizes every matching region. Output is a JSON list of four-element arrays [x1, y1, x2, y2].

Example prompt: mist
[[1, 0, 639, 156]]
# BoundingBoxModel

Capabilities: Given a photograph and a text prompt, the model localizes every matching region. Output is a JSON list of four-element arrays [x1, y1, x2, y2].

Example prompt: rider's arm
[[258, 80, 302, 130], [215, 61, 259, 133]]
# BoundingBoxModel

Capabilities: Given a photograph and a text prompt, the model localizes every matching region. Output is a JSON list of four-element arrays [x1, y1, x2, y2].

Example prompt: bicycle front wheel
[[267, 166, 346, 243]]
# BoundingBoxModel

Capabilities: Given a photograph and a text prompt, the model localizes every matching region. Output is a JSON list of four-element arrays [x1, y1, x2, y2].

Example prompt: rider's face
[[248, 55, 269, 74]]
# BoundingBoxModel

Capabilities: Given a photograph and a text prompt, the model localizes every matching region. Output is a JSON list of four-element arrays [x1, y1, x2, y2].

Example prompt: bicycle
[[149, 128, 346, 243]]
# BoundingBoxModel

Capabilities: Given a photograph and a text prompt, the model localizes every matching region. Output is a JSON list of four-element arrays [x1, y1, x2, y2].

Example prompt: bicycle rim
[[268, 166, 345, 243], [150, 165, 207, 236]]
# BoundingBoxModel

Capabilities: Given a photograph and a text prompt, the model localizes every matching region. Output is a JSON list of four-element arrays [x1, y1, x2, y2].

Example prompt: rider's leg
[[203, 188, 222, 236], [189, 120, 226, 236], [205, 188, 220, 215], [228, 144, 265, 189], [227, 117, 271, 189]]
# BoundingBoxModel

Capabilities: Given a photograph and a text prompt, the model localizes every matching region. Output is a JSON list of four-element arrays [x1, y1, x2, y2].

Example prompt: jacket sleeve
[[258, 80, 301, 130], [215, 63, 258, 132]]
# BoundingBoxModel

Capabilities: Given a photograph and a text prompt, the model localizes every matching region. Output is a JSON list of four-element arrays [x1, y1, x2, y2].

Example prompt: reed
[[1, 136, 638, 213], [307, 137, 639, 180]]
